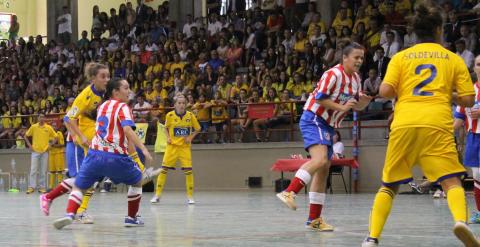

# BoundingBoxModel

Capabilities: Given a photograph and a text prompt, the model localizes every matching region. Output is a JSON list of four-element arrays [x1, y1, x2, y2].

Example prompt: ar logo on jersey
[[174, 127, 190, 136]]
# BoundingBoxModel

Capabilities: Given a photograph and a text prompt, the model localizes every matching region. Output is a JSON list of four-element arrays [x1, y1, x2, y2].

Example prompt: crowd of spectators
[[0, 0, 479, 148]]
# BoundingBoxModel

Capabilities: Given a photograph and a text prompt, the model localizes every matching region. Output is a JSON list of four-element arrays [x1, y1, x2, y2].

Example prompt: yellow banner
[[154, 123, 167, 153], [135, 123, 149, 144]]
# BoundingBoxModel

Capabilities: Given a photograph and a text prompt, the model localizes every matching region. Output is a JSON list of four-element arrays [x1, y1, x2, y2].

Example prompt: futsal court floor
[[0, 190, 475, 246]]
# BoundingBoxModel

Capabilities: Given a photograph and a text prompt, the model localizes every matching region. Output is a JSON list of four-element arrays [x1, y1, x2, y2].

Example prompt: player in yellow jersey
[[48, 125, 65, 190], [151, 94, 201, 204], [39, 63, 109, 223], [362, 2, 480, 247]]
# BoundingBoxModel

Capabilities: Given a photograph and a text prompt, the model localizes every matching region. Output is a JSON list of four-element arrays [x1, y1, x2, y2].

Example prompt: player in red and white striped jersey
[[304, 63, 363, 128], [277, 42, 372, 231], [91, 99, 135, 154], [53, 78, 153, 230], [454, 55, 480, 224]]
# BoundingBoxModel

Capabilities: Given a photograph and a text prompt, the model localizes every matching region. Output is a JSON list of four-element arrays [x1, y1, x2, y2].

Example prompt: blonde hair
[[173, 93, 186, 103], [84, 62, 108, 81]]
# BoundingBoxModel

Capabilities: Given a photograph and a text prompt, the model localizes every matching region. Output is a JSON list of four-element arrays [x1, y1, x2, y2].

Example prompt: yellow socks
[[49, 172, 56, 189], [56, 172, 63, 185], [77, 189, 94, 214], [368, 186, 396, 239], [447, 185, 467, 223], [130, 152, 144, 172], [184, 169, 194, 199], [155, 169, 168, 197]]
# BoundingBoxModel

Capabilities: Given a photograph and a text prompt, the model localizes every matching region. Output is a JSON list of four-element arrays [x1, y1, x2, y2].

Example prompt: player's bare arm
[[318, 98, 357, 112], [124, 125, 152, 164], [379, 83, 396, 99]]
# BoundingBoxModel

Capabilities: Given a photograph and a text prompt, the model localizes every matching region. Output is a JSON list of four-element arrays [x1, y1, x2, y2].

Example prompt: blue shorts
[[75, 149, 142, 190], [299, 111, 334, 160], [66, 142, 85, 177], [464, 132, 480, 167]]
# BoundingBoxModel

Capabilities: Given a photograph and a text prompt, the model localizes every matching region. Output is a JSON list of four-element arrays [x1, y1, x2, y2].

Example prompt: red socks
[[308, 204, 323, 221], [46, 179, 73, 201], [285, 169, 312, 194], [66, 191, 83, 215], [127, 186, 143, 218]]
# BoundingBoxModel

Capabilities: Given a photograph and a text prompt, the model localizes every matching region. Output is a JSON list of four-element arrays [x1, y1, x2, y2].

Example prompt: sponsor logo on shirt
[[174, 127, 190, 137]]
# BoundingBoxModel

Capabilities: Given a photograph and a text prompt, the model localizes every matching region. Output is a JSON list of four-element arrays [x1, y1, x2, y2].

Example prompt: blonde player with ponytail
[[40, 63, 109, 223]]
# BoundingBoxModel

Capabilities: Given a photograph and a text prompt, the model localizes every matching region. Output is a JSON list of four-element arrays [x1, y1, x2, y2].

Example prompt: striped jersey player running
[[277, 41, 372, 231]]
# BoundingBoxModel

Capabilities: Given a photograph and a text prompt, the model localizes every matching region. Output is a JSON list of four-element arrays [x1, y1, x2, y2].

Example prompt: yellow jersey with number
[[165, 110, 200, 146], [64, 84, 103, 141], [383, 43, 475, 133]]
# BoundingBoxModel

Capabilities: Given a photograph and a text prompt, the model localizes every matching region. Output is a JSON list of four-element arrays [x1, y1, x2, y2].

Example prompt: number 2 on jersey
[[413, 64, 437, 96]]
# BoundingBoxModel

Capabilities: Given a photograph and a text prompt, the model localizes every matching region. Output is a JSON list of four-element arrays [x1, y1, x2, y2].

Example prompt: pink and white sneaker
[[39, 194, 52, 216]]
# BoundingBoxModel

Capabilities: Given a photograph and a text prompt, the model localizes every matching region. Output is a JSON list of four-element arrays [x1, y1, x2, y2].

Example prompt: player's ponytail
[[407, 0, 443, 42], [84, 62, 108, 81], [105, 77, 124, 99]]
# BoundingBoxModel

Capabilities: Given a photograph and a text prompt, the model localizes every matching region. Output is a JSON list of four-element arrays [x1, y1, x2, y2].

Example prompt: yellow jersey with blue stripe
[[64, 84, 103, 141], [383, 43, 475, 133], [165, 110, 200, 146]]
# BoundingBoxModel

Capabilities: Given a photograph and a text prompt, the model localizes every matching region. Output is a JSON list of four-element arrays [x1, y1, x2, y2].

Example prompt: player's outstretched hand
[[358, 92, 373, 104], [342, 98, 358, 112]]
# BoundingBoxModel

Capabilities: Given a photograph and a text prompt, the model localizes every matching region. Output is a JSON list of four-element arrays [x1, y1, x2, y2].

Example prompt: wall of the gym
[[0, 141, 413, 193], [0, 0, 47, 38]]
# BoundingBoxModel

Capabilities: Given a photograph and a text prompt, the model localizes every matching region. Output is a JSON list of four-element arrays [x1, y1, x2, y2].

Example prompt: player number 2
[[413, 64, 436, 96]]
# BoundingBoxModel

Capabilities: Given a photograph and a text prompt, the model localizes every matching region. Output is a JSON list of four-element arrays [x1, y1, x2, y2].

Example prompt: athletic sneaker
[[142, 167, 162, 185], [453, 221, 480, 247], [39, 194, 52, 216], [124, 216, 144, 227], [433, 189, 443, 199], [276, 191, 297, 210], [150, 196, 160, 204], [187, 198, 195, 204], [305, 217, 334, 231], [361, 237, 379, 247], [26, 187, 34, 194], [38, 188, 47, 194], [76, 211, 94, 224], [408, 182, 423, 194], [471, 212, 480, 224], [53, 214, 74, 230]]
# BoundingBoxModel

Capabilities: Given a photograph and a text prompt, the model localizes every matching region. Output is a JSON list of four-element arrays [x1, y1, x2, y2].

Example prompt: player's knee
[[183, 169, 193, 175], [310, 157, 329, 169]]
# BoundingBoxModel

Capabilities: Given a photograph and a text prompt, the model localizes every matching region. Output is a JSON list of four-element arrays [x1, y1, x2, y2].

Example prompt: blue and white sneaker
[[361, 237, 379, 247], [470, 211, 480, 224], [53, 214, 74, 230], [124, 216, 144, 227]]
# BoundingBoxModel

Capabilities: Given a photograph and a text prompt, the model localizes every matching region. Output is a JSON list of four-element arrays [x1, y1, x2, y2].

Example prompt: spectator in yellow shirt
[[332, 8, 353, 36], [48, 125, 65, 189], [24, 114, 58, 194], [211, 91, 229, 143], [193, 94, 212, 143]]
